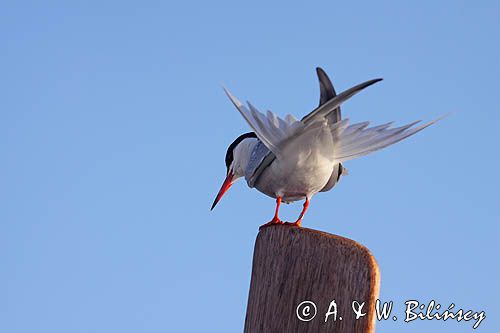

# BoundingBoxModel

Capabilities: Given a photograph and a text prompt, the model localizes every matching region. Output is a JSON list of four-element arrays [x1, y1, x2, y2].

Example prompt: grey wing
[[328, 118, 442, 162], [224, 88, 302, 158], [244, 140, 273, 188], [301, 77, 382, 125]]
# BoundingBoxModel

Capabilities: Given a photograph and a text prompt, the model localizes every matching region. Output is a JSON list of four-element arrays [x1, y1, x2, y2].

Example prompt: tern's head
[[211, 132, 257, 210]]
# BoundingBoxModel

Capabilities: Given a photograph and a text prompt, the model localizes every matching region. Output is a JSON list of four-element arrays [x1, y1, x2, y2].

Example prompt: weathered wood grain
[[244, 226, 380, 333]]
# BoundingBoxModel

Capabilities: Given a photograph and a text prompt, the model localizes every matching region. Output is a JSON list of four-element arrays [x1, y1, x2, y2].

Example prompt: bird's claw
[[259, 218, 303, 230], [283, 220, 302, 227], [259, 217, 283, 230]]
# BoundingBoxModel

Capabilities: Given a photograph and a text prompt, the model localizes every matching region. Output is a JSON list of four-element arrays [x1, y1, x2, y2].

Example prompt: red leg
[[259, 196, 283, 229], [284, 198, 309, 227]]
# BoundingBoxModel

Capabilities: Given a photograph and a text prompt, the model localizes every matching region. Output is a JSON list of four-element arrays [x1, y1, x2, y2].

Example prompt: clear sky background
[[1, 1, 499, 332]]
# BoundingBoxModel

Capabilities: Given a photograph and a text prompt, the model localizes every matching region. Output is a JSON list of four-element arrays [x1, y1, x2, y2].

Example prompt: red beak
[[211, 172, 234, 210]]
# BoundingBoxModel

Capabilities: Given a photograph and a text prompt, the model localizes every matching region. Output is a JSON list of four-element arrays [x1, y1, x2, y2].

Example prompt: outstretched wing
[[301, 78, 382, 124], [224, 88, 303, 158], [224, 78, 381, 158], [329, 118, 441, 162]]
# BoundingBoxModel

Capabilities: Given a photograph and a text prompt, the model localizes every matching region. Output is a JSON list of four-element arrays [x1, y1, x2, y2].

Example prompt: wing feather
[[224, 88, 303, 157], [224, 77, 382, 158], [331, 118, 441, 162], [301, 78, 382, 124], [224, 80, 440, 164]]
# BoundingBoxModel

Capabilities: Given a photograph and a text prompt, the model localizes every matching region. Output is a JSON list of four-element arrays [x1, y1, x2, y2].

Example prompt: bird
[[211, 67, 440, 229]]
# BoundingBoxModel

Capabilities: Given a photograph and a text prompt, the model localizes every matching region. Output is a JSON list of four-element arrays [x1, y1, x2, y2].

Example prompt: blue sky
[[1, 1, 499, 332]]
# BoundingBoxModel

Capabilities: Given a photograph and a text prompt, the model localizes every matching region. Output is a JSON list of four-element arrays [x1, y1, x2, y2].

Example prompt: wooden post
[[244, 226, 380, 333]]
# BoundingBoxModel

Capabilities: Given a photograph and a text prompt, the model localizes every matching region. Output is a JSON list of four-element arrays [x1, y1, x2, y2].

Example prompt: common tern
[[211, 68, 439, 228]]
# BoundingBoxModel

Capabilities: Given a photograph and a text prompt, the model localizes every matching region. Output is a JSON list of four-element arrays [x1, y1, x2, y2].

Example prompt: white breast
[[254, 125, 336, 202]]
